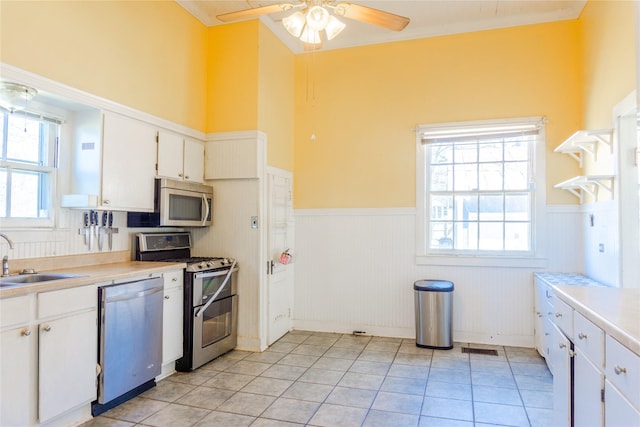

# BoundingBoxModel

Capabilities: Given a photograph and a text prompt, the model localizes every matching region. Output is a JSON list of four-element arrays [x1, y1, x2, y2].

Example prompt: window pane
[[430, 144, 453, 164], [504, 161, 529, 190], [478, 162, 503, 190], [6, 115, 41, 164], [0, 117, 4, 156], [479, 194, 504, 221], [10, 169, 48, 218], [454, 194, 477, 221], [430, 164, 452, 191], [454, 143, 477, 163], [430, 195, 453, 220], [454, 163, 477, 191], [478, 141, 502, 162], [430, 221, 453, 249], [479, 222, 503, 250], [0, 168, 6, 217], [505, 222, 530, 250], [504, 139, 529, 161], [454, 221, 477, 250], [505, 194, 530, 220]]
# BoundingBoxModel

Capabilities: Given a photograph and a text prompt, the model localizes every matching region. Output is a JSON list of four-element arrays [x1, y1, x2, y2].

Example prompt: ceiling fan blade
[[216, 3, 294, 22], [334, 3, 410, 31]]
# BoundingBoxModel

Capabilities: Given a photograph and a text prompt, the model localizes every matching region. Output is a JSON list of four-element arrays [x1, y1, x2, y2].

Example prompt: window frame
[[0, 110, 60, 228], [416, 117, 547, 268]]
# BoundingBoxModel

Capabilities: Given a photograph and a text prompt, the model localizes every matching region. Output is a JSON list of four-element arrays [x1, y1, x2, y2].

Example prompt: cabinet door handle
[[559, 343, 567, 349], [172, 277, 178, 282], [21, 328, 31, 337], [103, 199, 110, 205], [43, 325, 52, 332], [178, 173, 184, 177], [578, 332, 587, 340], [614, 365, 627, 375], [164, 295, 170, 299], [555, 312, 562, 318], [184, 175, 189, 180]]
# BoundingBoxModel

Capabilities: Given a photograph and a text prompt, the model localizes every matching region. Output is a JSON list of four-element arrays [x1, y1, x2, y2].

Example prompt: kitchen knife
[[98, 211, 107, 251], [107, 211, 113, 251], [83, 212, 90, 248]]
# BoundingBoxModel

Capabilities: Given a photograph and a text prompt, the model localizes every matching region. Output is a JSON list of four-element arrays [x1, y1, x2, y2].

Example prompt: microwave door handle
[[202, 193, 210, 226]]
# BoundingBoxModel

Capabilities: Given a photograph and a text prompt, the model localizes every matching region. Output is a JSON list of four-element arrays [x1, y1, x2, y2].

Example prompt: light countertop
[[0, 260, 186, 299], [552, 285, 640, 356]]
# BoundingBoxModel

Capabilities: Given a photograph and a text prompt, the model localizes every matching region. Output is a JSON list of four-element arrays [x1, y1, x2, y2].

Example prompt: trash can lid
[[413, 280, 454, 292]]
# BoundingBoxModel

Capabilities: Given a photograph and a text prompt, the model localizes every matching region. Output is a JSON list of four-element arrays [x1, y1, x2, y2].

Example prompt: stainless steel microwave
[[127, 178, 213, 227]]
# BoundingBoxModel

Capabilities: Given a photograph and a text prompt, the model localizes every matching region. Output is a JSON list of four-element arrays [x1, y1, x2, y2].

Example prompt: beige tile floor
[[85, 331, 553, 427]]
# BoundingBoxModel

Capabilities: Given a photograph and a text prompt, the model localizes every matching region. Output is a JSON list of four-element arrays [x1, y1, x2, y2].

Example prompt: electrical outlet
[[598, 243, 604, 253]]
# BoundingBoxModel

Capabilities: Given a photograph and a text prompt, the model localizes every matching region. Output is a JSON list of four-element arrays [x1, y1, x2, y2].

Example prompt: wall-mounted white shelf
[[554, 129, 613, 167], [554, 175, 614, 203]]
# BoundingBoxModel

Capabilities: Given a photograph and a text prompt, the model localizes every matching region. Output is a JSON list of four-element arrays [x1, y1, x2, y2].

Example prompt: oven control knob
[[207, 261, 215, 267], [198, 262, 207, 269], [223, 258, 229, 264]]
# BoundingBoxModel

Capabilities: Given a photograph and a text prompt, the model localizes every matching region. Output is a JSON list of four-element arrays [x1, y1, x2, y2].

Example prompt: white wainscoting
[[293, 205, 583, 348], [582, 200, 620, 287]]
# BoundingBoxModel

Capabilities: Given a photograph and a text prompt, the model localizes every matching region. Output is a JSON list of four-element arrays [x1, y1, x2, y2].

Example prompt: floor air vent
[[461, 347, 499, 356]]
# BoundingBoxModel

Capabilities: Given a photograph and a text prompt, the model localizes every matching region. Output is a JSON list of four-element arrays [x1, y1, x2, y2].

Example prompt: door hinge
[[601, 388, 605, 403]]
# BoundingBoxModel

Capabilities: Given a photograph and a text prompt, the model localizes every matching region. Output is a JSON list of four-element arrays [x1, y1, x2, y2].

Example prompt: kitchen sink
[[0, 273, 85, 287]]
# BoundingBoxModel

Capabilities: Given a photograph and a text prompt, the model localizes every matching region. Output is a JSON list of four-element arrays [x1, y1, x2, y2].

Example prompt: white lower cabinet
[[550, 290, 640, 427], [574, 350, 604, 426], [0, 285, 98, 426], [161, 270, 184, 376], [551, 321, 572, 427], [1, 322, 34, 426], [39, 309, 97, 422], [605, 380, 640, 427]]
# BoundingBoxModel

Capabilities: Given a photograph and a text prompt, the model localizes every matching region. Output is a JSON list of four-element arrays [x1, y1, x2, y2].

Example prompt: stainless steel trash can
[[414, 280, 454, 349]]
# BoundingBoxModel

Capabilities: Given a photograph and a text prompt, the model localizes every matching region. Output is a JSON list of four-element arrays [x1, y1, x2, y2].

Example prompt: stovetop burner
[[135, 232, 235, 273]]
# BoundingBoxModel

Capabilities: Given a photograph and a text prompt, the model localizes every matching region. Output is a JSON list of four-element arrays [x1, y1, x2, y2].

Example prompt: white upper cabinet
[[62, 110, 157, 211], [157, 130, 204, 183], [102, 111, 157, 211]]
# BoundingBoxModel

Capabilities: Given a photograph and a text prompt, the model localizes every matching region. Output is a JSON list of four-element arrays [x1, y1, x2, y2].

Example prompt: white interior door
[[266, 168, 294, 345]]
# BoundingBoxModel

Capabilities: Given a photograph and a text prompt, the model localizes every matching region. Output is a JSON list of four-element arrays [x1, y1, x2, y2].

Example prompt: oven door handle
[[195, 259, 237, 318], [194, 266, 238, 280]]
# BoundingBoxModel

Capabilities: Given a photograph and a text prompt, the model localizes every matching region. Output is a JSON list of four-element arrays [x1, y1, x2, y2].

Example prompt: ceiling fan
[[216, 1, 410, 49]]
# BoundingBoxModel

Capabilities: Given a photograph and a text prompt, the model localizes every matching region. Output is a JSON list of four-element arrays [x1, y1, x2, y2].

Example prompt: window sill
[[416, 254, 547, 269]]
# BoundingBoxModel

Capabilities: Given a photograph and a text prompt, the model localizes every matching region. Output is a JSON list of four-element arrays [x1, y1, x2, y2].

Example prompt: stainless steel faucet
[[0, 233, 15, 277]]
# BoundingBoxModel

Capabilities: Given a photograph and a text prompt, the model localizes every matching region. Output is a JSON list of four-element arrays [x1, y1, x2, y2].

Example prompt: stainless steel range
[[135, 232, 239, 371]]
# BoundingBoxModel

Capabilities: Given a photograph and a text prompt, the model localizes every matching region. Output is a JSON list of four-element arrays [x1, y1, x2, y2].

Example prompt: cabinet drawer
[[162, 270, 183, 291], [38, 285, 97, 319], [0, 295, 32, 328], [574, 311, 605, 369], [606, 335, 640, 410], [552, 295, 573, 337]]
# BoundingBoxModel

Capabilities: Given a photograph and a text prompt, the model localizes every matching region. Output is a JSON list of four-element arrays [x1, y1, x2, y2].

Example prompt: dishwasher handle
[[102, 278, 164, 304]]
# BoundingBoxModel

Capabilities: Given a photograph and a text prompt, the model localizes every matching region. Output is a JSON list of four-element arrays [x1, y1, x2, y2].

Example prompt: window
[[416, 117, 546, 263], [0, 111, 60, 227]]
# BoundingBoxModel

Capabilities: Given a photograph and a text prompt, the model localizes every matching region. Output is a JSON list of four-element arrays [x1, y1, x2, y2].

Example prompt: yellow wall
[[0, 1, 207, 131], [207, 21, 259, 132], [293, 21, 583, 208], [258, 23, 295, 171], [207, 21, 295, 171], [578, 0, 636, 180]]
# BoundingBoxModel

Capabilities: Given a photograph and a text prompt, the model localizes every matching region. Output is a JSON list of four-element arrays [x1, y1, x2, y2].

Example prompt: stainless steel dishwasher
[[93, 276, 164, 415]]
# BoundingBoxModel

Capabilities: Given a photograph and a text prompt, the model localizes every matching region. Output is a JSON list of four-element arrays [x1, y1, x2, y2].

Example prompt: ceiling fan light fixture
[[283, 10, 306, 37], [305, 5, 330, 31], [324, 15, 346, 40], [0, 82, 37, 113], [300, 26, 322, 45]]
